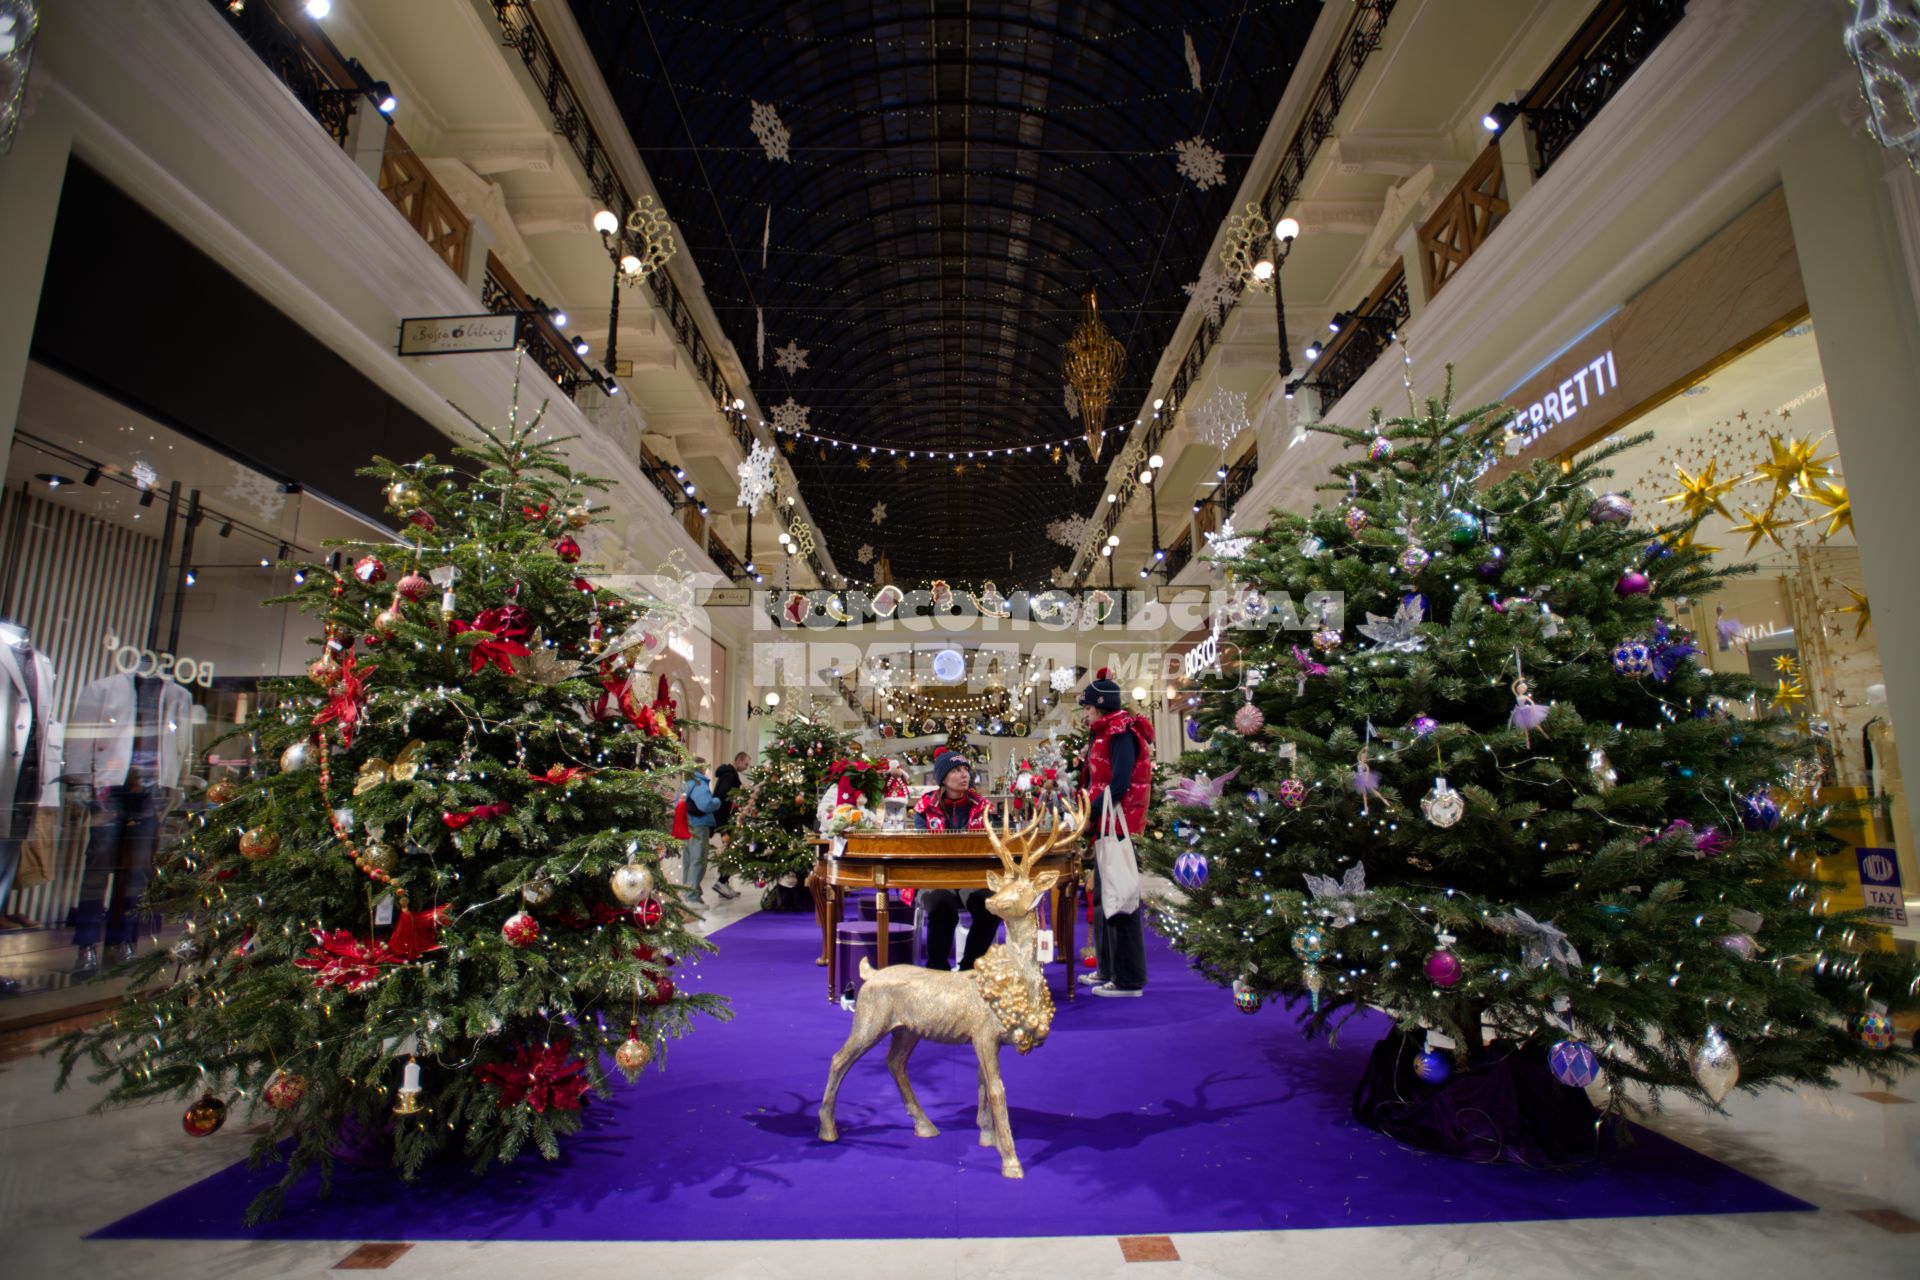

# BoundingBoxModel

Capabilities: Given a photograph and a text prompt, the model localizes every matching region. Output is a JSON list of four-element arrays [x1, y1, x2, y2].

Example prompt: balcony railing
[[1417, 146, 1508, 300], [1161, 528, 1193, 581], [482, 254, 591, 400], [1305, 265, 1412, 406], [1525, 0, 1688, 177]]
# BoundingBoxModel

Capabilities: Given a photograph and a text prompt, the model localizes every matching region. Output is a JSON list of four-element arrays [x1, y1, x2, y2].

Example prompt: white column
[[0, 83, 76, 464]]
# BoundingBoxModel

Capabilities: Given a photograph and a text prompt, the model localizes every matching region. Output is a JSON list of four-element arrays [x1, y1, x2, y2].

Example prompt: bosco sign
[[102, 633, 216, 687]]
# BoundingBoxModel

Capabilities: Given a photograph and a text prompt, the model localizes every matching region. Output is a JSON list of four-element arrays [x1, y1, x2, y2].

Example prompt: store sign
[[102, 633, 215, 686], [1181, 626, 1222, 680], [397, 313, 521, 357], [1505, 349, 1620, 456], [1856, 847, 1908, 926]]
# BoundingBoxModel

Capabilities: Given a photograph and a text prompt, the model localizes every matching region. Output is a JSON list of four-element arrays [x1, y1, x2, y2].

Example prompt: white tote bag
[[1094, 788, 1142, 918]]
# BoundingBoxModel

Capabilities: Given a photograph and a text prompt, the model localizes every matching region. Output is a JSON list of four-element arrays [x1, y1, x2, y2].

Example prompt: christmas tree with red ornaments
[[55, 360, 725, 1221], [724, 714, 859, 907]]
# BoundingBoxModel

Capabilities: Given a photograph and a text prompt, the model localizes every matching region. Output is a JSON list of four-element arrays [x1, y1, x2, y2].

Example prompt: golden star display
[[895, 456, 909, 470], [856, 456, 872, 471], [1837, 583, 1872, 640], [1774, 654, 1798, 675], [1661, 458, 1744, 524], [1728, 504, 1792, 552], [1800, 479, 1853, 539], [1771, 676, 1807, 711], [1751, 434, 1836, 505]]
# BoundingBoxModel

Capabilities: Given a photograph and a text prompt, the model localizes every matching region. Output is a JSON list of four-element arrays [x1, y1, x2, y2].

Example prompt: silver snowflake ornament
[[770, 397, 810, 433], [1049, 666, 1078, 693], [1204, 518, 1252, 561], [1190, 386, 1250, 450], [1047, 512, 1093, 550], [736, 440, 776, 515], [1174, 136, 1227, 190], [773, 339, 810, 376], [1183, 261, 1239, 326], [856, 543, 874, 565], [870, 501, 888, 525], [749, 100, 791, 162], [1357, 599, 1428, 652]]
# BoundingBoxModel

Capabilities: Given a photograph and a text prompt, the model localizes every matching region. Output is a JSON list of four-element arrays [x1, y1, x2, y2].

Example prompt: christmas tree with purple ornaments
[[1147, 374, 1916, 1158], [54, 364, 726, 1220]]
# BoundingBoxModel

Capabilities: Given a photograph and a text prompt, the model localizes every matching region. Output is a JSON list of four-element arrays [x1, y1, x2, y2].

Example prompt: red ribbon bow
[[529, 764, 593, 786], [311, 653, 377, 747], [476, 1039, 589, 1112], [442, 802, 512, 831]]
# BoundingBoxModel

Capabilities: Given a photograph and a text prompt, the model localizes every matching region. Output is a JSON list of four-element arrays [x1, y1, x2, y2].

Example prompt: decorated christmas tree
[[724, 713, 857, 907], [55, 364, 725, 1220], [1148, 377, 1917, 1153]]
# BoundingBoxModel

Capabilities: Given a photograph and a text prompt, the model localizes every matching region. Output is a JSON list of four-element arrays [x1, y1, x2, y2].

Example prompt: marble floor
[[0, 879, 1915, 1279]]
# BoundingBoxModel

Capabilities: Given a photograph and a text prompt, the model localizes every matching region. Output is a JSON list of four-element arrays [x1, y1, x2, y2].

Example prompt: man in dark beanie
[[1079, 668, 1153, 996], [911, 751, 996, 970]]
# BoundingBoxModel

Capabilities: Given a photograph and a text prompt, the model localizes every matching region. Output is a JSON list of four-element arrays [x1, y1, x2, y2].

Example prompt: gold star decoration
[[782, 439, 797, 454], [1661, 458, 1744, 524], [1771, 676, 1807, 711], [1751, 434, 1836, 505], [856, 456, 872, 471], [1773, 654, 1799, 675], [895, 456, 909, 470], [1728, 504, 1792, 552], [1837, 583, 1872, 640], [953, 463, 967, 476], [1800, 479, 1853, 539]]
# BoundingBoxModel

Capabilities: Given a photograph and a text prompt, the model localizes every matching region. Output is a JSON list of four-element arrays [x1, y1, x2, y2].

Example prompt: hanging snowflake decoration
[[226, 463, 287, 522], [1204, 518, 1252, 561], [773, 339, 810, 376], [1221, 202, 1272, 292], [770, 397, 810, 433], [736, 440, 776, 515], [749, 100, 791, 163], [621, 196, 676, 281], [1183, 260, 1239, 326], [1063, 382, 1081, 421], [1065, 453, 1083, 485], [1847, 1, 1920, 163], [1047, 512, 1093, 550], [1174, 136, 1227, 190], [856, 543, 874, 565], [870, 501, 888, 525], [1050, 666, 1079, 693], [1191, 386, 1250, 450]]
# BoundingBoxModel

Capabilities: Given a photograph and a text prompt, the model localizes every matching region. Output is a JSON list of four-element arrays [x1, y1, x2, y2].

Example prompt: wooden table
[[811, 830, 1083, 1003]]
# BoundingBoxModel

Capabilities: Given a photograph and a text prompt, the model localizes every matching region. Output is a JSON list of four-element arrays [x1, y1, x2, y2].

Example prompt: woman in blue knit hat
[[910, 751, 997, 970], [1079, 668, 1153, 996]]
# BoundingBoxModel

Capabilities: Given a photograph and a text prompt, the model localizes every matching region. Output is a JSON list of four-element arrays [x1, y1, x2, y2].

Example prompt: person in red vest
[[1079, 668, 1153, 997], [911, 751, 997, 970]]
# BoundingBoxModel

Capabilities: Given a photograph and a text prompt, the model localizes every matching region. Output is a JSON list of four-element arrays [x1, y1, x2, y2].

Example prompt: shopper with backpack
[[679, 761, 724, 905]]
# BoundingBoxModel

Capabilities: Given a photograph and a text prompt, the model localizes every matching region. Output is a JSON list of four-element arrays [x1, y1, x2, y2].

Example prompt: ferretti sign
[[1506, 349, 1619, 455]]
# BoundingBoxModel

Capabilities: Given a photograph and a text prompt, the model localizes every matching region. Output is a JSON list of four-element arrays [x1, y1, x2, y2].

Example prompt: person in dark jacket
[[710, 755, 745, 900], [1079, 669, 1153, 996], [911, 751, 997, 971]]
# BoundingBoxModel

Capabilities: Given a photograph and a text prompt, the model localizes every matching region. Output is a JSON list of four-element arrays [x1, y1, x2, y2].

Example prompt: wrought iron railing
[[482, 254, 590, 400], [207, 0, 356, 146], [1160, 528, 1193, 581], [1202, 447, 1261, 528], [1305, 266, 1412, 408], [1073, 1, 1395, 585], [1525, 0, 1689, 176]]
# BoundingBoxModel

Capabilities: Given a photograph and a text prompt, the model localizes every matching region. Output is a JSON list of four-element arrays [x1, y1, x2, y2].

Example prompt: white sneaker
[[1089, 982, 1143, 998], [1076, 972, 1107, 987]]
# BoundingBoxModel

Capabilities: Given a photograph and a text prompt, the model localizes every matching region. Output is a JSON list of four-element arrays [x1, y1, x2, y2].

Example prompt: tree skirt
[[93, 913, 1809, 1242]]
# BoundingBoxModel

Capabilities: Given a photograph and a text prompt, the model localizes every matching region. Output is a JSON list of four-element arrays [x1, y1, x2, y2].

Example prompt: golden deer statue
[[818, 795, 1089, 1178]]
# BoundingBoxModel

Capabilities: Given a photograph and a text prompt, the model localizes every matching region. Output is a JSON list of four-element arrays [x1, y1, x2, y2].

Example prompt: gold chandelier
[[1062, 289, 1125, 461]]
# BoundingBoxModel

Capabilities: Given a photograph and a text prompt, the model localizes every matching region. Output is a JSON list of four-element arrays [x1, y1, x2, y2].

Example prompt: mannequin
[[0, 622, 61, 936], [65, 670, 192, 969]]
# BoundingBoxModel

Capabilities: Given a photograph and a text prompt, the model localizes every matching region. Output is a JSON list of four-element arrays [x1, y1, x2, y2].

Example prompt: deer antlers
[[984, 792, 1092, 876]]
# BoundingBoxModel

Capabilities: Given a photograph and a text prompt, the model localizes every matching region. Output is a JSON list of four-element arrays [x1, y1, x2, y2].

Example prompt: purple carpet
[[94, 910, 1810, 1241]]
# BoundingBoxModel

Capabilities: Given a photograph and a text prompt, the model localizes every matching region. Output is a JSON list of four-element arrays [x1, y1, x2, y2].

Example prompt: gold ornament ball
[[307, 656, 342, 687], [280, 740, 316, 773], [263, 1072, 307, 1111], [521, 876, 555, 906], [586, 635, 607, 655], [359, 840, 399, 875], [386, 479, 422, 511], [205, 779, 239, 805], [182, 1093, 227, 1137], [239, 826, 280, 860], [565, 505, 593, 529], [615, 1036, 653, 1077], [375, 607, 405, 634], [610, 863, 655, 905]]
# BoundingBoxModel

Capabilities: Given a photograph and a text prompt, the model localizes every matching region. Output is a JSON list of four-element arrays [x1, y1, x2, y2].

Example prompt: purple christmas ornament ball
[[1414, 1050, 1452, 1084], [1410, 715, 1439, 738], [1172, 851, 1210, 891], [1276, 778, 1307, 809], [1738, 790, 1782, 831], [1587, 492, 1634, 524], [1185, 717, 1204, 743], [1616, 570, 1651, 597], [1423, 949, 1463, 988], [1368, 436, 1394, 461], [1718, 933, 1757, 960], [1548, 1039, 1602, 1088], [1477, 546, 1506, 578]]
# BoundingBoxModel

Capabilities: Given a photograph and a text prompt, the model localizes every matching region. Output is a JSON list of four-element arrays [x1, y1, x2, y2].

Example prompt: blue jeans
[[681, 828, 711, 900], [74, 786, 162, 947]]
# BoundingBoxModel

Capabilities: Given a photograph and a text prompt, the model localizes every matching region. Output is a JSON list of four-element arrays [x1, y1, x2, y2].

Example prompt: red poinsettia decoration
[[450, 609, 533, 676], [311, 653, 377, 747], [528, 764, 593, 786], [294, 929, 398, 991], [522, 503, 551, 523], [387, 905, 449, 960], [476, 1039, 589, 1112]]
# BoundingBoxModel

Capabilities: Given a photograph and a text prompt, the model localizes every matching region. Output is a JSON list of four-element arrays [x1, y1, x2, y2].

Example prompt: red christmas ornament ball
[[643, 975, 677, 1005], [554, 535, 582, 564], [633, 899, 664, 928], [182, 1093, 227, 1137], [352, 555, 387, 586], [502, 911, 540, 948], [396, 572, 433, 602], [205, 778, 239, 805], [263, 1072, 307, 1111]]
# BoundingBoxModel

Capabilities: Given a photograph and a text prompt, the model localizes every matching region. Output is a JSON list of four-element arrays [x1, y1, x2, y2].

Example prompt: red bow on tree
[[311, 653, 377, 747], [442, 802, 512, 831], [522, 503, 551, 523], [476, 1039, 589, 1112], [294, 929, 398, 991], [387, 905, 450, 960], [529, 764, 593, 786]]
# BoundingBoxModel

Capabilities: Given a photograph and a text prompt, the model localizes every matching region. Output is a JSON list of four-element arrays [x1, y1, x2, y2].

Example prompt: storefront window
[[1580, 318, 1915, 939], [0, 362, 387, 983]]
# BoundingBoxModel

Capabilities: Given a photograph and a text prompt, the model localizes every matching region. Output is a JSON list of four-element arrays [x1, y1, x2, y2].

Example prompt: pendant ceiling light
[[1061, 289, 1125, 462]]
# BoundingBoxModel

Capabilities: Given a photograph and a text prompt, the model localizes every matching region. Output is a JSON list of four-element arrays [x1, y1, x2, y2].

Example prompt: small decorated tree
[[1146, 376, 1916, 1159], [724, 713, 857, 907], [55, 363, 725, 1220]]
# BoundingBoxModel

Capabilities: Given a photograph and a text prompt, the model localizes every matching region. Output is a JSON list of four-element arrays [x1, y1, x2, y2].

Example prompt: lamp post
[[1141, 452, 1165, 568], [1266, 216, 1301, 379]]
